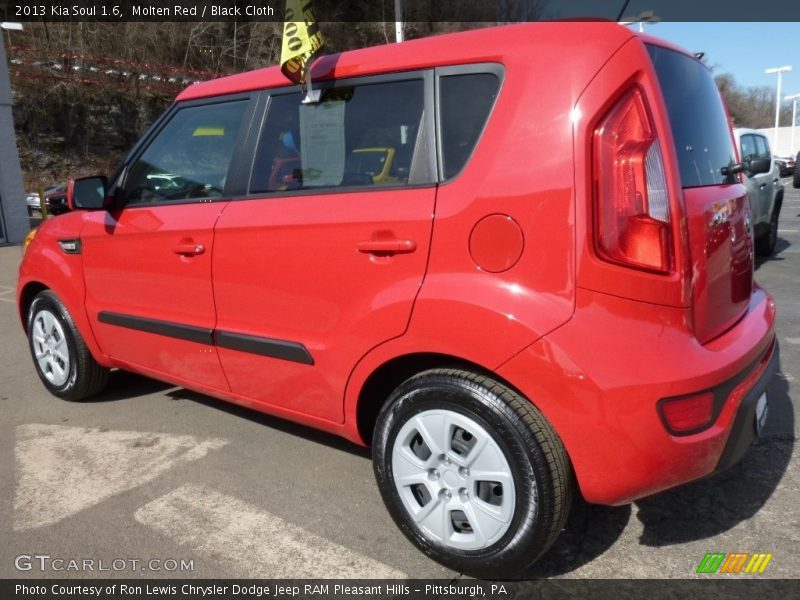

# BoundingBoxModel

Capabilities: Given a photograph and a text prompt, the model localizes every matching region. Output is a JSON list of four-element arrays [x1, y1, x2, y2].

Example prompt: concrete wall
[[0, 36, 28, 244], [755, 125, 800, 158]]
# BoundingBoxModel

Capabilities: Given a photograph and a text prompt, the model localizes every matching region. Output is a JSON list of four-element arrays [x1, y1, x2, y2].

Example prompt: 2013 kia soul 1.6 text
[[18, 23, 778, 577]]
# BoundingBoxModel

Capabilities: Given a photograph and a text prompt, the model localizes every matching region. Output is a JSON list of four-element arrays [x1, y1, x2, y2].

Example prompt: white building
[[755, 125, 799, 158]]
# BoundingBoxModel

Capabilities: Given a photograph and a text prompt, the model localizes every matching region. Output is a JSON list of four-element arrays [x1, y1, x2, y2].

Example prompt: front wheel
[[373, 369, 573, 578], [27, 290, 110, 401]]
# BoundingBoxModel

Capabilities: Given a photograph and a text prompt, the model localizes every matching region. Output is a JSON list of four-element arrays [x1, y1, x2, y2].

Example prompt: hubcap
[[391, 409, 519, 550], [31, 309, 70, 387]]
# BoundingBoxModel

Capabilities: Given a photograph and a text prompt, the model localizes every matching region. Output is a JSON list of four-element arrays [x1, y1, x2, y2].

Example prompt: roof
[[177, 22, 638, 101]]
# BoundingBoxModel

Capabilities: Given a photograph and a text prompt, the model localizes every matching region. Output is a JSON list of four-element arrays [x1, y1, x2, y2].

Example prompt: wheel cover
[[391, 409, 519, 551], [31, 309, 71, 387]]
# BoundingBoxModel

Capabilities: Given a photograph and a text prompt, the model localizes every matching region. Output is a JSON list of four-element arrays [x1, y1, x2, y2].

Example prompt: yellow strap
[[280, 0, 325, 84]]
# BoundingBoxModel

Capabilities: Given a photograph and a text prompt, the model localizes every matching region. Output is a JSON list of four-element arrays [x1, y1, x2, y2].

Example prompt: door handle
[[173, 241, 205, 256], [356, 239, 417, 255], [759, 183, 767, 189]]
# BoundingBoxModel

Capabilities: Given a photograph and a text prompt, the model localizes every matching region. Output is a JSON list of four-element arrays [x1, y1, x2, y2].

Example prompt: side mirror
[[746, 158, 771, 176], [67, 176, 107, 210]]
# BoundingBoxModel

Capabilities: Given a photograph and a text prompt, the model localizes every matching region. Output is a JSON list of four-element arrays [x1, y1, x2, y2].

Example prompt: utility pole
[[785, 93, 800, 155], [766, 66, 792, 151], [394, 0, 404, 43]]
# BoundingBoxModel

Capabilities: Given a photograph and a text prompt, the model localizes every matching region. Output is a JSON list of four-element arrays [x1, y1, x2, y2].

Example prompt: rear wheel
[[373, 369, 572, 578], [27, 290, 109, 401], [794, 171, 800, 188]]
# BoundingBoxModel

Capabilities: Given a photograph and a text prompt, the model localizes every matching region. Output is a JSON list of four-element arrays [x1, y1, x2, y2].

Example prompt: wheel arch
[[18, 281, 49, 333], [352, 351, 529, 446], [773, 189, 783, 215], [17, 275, 111, 368]]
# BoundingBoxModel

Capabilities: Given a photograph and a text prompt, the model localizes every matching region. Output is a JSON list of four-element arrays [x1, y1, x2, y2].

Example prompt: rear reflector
[[594, 86, 673, 273], [658, 392, 715, 435]]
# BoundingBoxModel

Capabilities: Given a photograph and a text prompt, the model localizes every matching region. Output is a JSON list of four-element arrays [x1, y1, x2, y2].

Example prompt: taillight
[[594, 86, 673, 273], [658, 392, 715, 435]]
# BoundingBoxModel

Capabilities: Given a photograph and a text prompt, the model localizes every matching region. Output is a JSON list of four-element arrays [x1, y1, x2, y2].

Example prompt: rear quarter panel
[[406, 23, 637, 361], [345, 23, 636, 437]]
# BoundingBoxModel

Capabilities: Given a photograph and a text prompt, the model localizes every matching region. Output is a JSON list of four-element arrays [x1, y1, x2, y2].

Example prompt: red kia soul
[[18, 23, 777, 577]]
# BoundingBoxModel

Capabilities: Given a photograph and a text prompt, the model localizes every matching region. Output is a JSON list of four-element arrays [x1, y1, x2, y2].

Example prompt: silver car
[[25, 191, 41, 216], [734, 128, 784, 256]]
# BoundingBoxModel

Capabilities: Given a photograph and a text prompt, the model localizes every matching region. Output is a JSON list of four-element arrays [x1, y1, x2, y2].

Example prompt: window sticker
[[299, 100, 346, 187]]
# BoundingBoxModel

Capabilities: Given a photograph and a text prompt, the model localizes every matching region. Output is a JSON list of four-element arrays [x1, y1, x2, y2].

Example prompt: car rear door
[[82, 96, 253, 389], [211, 73, 437, 423]]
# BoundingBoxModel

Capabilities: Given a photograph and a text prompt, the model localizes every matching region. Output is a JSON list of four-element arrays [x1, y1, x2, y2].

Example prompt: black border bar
[[3, 579, 797, 599], [2, 0, 799, 22], [97, 311, 313, 365]]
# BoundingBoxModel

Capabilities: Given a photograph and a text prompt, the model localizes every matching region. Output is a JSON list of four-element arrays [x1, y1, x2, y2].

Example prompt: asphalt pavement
[[1, 184, 798, 579]]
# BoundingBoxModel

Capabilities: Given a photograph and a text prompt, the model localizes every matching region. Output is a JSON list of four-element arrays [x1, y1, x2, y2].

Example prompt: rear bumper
[[715, 341, 778, 472], [497, 286, 777, 505]]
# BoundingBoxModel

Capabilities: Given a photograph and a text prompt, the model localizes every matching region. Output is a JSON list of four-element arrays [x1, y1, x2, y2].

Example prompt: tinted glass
[[740, 134, 757, 162], [250, 79, 425, 193], [754, 135, 770, 159], [439, 73, 500, 179], [647, 44, 736, 187], [123, 100, 247, 205]]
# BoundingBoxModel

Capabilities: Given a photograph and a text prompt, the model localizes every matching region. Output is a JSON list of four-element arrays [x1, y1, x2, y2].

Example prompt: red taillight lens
[[659, 392, 714, 435], [594, 86, 673, 273]]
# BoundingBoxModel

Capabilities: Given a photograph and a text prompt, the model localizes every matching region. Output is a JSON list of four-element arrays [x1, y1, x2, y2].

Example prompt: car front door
[[739, 134, 761, 221], [751, 134, 773, 225], [211, 74, 437, 423], [82, 97, 252, 391]]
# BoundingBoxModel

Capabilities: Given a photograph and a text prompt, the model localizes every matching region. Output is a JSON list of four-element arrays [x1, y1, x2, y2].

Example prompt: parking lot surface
[[1, 185, 798, 579]]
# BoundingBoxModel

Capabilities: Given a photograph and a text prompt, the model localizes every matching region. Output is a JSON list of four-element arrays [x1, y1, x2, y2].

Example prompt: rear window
[[647, 44, 736, 188], [439, 73, 500, 180], [754, 134, 771, 159]]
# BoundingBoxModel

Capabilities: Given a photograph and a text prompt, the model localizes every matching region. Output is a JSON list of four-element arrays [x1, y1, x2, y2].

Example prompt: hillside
[[7, 21, 789, 191]]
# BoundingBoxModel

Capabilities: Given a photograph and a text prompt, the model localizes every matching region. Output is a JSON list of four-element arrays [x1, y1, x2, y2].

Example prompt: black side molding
[[97, 311, 314, 366], [98, 311, 213, 346], [214, 330, 315, 365]]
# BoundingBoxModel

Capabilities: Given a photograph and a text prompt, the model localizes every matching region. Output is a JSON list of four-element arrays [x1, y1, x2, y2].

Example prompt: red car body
[[18, 23, 776, 507]]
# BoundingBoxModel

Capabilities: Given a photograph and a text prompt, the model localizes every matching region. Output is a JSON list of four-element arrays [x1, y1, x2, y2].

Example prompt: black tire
[[373, 368, 573, 578], [27, 290, 110, 401], [794, 172, 800, 188], [755, 203, 780, 257]]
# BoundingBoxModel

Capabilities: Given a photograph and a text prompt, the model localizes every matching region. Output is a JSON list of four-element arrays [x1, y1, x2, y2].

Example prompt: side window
[[754, 135, 771, 160], [122, 100, 248, 205], [439, 72, 500, 179], [250, 79, 425, 193], [740, 135, 756, 162]]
